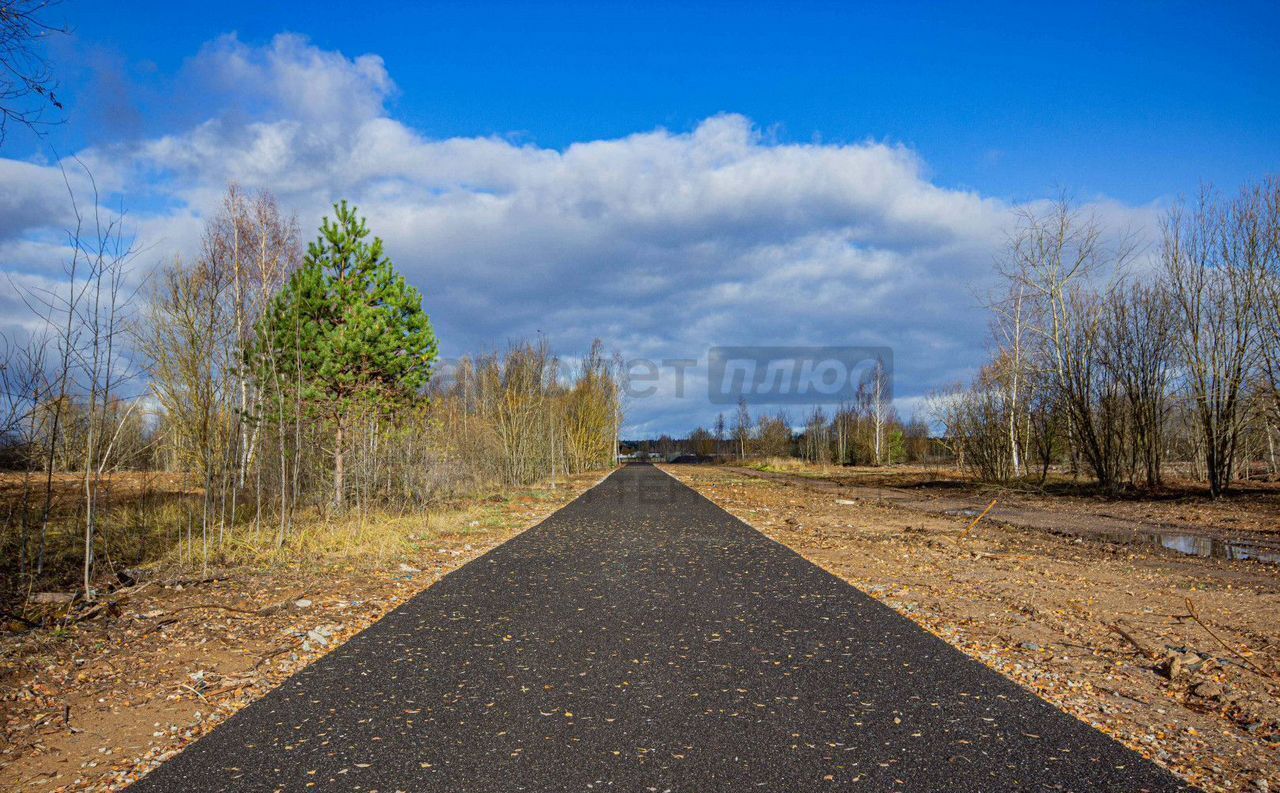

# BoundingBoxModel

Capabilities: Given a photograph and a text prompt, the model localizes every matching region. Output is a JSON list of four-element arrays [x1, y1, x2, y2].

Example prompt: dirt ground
[[0, 471, 606, 791], [734, 463, 1280, 567], [745, 461, 1280, 541], [662, 464, 1280, 793]]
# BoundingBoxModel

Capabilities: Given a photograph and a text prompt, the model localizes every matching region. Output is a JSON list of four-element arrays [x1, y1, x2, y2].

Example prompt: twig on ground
[[111, 580, 154, 599], [959, 498, 999, 541], [137, 617, 178, 637], [1107, 621, 1159, 660], [159, 575, 222, 587], [253, 643, 294, 669], [177, 683, 208, 703], [68, 600, 120, 623], [1184, 597, 1277, 680], [203, 679, 254, 698], [162, 603, 260, 617]]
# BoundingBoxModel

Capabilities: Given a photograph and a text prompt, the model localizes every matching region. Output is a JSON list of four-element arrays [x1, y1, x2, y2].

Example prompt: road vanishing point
[[133, 464, 1190, 792]]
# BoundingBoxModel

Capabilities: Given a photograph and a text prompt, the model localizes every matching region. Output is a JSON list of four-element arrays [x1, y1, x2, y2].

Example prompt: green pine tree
[[887, 427, 907, 465], [256, 200, 437, 509]]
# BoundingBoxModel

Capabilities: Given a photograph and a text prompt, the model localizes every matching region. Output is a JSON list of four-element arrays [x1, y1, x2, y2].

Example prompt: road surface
[[133, 464, 1189, 791]]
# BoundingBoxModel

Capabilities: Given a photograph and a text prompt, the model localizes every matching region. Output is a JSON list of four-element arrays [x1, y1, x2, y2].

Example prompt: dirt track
[[722, 466, 1280, 563]]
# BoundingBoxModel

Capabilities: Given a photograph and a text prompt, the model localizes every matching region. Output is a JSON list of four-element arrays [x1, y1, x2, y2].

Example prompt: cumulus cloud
[[187, 32, 394, 125], [0, 34, 1151, 435]]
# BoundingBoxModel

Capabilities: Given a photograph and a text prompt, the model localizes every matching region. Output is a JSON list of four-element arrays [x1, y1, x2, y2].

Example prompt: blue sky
[[2, 1, 1278, 434], [38, 0, 1280, 202]]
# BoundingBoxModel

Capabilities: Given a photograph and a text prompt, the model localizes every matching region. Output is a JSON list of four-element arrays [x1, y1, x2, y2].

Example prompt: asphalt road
[[133, 464, 1190, 791]]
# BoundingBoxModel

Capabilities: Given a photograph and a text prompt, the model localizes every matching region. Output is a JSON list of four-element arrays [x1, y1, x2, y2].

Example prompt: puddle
[[1117, 531, 1280, 564], [940, 508, 1280, 564]]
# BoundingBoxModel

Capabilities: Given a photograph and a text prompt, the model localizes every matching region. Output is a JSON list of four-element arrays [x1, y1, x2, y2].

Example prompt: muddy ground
[[663, 464, 1280, 793], [0, 471, 604, 791], [736, 463, 1280, 554]]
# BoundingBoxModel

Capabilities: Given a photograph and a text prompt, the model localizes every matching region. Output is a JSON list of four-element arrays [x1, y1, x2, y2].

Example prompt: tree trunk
[[334, 421, 346, 510]]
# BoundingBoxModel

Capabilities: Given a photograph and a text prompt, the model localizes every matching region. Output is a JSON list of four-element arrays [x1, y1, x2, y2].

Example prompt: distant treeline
[[628, 392, 943, 466]]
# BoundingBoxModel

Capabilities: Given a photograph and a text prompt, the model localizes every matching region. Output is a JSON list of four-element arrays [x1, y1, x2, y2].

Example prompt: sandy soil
[[662, 464, 1280, 793], [0, 471, 606, 791]]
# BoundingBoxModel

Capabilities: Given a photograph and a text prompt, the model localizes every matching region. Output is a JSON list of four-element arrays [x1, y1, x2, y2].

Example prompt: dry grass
[[2, 469, 584, 605], [206, 501, 516, 569]]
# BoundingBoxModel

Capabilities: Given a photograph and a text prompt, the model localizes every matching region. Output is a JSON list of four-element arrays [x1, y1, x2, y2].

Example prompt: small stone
[[1161, 653, 1186, 680], [397, 563, 422, 573], [1019, 642, 1042, 652], [1191, 680, 1224, 699], [293, 599, 312, 609]]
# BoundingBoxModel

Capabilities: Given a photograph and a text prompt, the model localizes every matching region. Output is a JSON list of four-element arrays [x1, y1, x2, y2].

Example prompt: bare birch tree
[[1162, 187, 1263, 497], [1000, 198, 1138, 489]]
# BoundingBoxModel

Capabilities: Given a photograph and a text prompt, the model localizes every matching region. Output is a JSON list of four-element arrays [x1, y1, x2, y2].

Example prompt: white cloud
[[189, 32, 394, 125], [0, 34, 1155, 435], [0, 159, 85, 244]]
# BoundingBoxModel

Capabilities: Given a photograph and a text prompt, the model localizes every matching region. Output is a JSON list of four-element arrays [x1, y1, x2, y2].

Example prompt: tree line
[[639, 373, 939, 466], [933, 180, 1280, 495], [0, 182, 622, 601]]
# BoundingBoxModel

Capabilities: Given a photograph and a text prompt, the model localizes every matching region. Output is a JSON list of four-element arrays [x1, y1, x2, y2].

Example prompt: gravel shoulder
[[662, 464, 1280, 793]]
